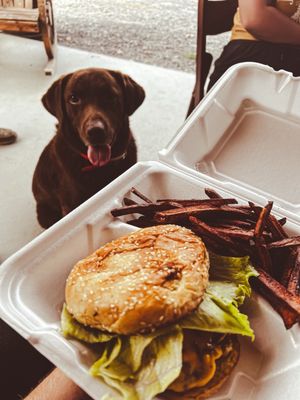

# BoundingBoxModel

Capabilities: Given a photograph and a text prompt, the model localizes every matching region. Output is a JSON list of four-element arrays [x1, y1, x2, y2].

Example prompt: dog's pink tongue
[[87, 145, 111, 167]]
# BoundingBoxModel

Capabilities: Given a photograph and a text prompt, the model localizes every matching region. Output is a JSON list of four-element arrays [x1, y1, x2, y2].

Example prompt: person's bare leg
[[24, 368, 92, 400]]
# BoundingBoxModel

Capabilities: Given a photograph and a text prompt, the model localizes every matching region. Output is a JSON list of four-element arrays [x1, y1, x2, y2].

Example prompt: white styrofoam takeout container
[[1, 63, 300, 400]]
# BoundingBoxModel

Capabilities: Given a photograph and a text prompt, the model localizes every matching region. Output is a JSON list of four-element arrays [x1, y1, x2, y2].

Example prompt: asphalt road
[[54, 0, 229, 72]]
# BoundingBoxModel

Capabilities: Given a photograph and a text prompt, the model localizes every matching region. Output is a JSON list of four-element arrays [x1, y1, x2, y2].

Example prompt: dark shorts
[[207, 40, 300, 91]]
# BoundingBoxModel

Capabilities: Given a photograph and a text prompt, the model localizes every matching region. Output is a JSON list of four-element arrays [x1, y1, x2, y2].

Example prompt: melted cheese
[[169, 346, 223, 392], [188, 346, 223, 389]]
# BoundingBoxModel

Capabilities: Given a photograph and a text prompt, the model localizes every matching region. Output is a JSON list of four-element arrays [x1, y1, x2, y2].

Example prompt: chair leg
[[186, 0, 205, 118], [38, 0, 57, 75], [186, 92, 196, 117]]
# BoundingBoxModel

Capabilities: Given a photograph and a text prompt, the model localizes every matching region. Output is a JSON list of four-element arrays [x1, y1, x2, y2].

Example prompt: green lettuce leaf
[[209, 253, 258, 304], [119, 325, 173, 373], [91, 326, 183, 400], [179, 291, 254, 338], [101, 395, 119, 400], [179, 253, 258, 339], [134, 326, 183, 399], [61, 304, 115, 343]]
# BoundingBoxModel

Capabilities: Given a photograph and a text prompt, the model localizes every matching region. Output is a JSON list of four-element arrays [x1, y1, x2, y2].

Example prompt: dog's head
[[42, 68, 145, 166]]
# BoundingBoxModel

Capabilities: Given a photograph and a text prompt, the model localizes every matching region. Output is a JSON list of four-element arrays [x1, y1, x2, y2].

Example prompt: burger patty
[[163, 332, 240, 399]]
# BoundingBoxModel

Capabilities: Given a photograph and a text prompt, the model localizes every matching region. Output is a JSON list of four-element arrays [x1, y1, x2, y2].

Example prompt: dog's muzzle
[[86, 120, 109, 145], [83, 120, 113, 167]]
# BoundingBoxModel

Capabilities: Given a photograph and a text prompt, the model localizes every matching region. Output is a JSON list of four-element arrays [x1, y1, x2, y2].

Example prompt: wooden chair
[[187, 0, 238, 116], [0, 0, 56, 75]]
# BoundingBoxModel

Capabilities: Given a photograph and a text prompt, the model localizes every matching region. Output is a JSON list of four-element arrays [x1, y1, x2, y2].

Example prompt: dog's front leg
[[61, 205, 71, 217], [36, 201, 63, 229]]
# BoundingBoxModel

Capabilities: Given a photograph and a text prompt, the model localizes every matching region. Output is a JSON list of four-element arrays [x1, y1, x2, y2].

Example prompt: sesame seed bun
[[65, 224, 209, 335]]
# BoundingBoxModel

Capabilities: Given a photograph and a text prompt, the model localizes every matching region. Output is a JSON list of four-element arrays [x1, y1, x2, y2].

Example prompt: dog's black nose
[[86, 121, 108, 144]]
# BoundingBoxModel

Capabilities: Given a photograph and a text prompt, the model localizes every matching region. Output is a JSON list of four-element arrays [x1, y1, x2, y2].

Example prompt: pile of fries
[[111, 187, 300, 329]]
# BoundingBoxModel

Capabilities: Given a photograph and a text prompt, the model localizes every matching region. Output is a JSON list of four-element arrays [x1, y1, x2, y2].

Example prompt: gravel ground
[[54, 0, 229, 73]]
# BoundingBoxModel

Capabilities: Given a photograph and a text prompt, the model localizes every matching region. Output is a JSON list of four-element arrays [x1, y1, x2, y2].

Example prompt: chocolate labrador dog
[[32, 68, 145, 228]]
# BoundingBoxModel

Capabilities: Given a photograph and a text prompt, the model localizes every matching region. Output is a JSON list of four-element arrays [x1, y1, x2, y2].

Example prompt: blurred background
[[55, 0, 228, 73]]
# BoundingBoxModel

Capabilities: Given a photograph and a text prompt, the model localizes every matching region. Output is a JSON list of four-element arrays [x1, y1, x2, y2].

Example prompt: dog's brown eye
[[69, 94, 81, 105]]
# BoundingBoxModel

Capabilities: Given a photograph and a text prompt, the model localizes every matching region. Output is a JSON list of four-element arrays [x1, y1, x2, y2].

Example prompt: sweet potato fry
[[154, 204, 253, 224], [255, 268, 300, 329], [278, 217, 287, 226], [130, 187, 152, 203], [188, 216, 249, 256], [156, 198, 238, 207], [209, 219, 254, 229], [253, 203, 273, 274], [254, 202, 273, 238], [199, 235, 235, 256], [267, 237, 300, 249], [204, 225, 254, 241], [123, 197, 138, 206], [268, 214, 288, 239], [280, 248, 297, 287], [154, 205, 219, 223], [249, 201, 288, 240], [255, 244, 273, 275], [127, 216, 157, 228], [111, 202, 178, 217], [204, 188, 223, 199], [287, 248, 300, 295]]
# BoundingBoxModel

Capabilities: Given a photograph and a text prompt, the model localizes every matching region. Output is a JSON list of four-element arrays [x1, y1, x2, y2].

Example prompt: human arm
[[238, 0, 300, 45], [24, 368, 92, 400]]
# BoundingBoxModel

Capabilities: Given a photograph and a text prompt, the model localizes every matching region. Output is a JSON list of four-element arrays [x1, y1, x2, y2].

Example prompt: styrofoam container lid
[[159, 62, 300, 221], [1, 63, 300, 400]]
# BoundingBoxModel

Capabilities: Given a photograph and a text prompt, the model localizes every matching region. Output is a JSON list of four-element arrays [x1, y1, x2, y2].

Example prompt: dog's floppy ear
[[109, 71, 145, 116], [41, 73, 72, 121]]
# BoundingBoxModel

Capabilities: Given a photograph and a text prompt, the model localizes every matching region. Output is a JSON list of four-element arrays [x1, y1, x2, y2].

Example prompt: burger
[[62, 224, 257, 399]]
